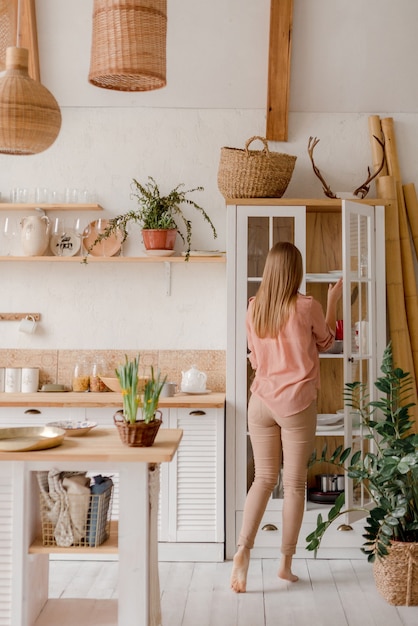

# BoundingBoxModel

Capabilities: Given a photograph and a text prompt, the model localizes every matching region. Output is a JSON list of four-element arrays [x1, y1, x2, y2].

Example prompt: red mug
[[335, 320, 343, 340]]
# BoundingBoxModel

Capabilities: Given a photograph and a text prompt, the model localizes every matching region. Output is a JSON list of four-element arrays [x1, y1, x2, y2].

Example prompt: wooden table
[[0, 428, 182, 626]]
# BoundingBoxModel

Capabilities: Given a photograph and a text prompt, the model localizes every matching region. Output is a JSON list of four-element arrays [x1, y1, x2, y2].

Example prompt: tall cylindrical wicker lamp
[[0, 46, 61, 155], [89, 0, 167, 92]]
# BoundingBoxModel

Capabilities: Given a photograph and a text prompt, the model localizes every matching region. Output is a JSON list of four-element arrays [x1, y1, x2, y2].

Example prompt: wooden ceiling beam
[[266, 0, 293, 142]]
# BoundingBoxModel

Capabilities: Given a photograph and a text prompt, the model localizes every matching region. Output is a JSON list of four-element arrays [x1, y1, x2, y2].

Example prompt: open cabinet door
[[0, 0, 39, 80], [342, 199, 383, 524]]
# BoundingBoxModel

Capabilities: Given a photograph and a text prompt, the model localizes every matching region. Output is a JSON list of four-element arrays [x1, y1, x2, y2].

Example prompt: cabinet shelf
[[0, 203, 103, 211]]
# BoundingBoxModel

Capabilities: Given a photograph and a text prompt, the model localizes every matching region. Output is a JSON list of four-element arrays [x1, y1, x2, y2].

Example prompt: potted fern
[[113, 355, 166, 447], [85, 176, 217, 260], [306, 342, 418, 605]]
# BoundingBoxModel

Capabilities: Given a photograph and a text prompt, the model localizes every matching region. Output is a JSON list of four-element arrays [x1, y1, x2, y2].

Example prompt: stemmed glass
[[73, 218, 90, 256], [51, 218, 68, 256]]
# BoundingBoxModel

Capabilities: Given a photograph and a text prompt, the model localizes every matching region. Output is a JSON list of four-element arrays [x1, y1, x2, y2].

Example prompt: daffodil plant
[[115, 354, 141, 424], [142, 366, 166, 423]]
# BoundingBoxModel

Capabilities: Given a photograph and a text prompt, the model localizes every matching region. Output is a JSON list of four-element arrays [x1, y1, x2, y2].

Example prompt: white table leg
[[117, 462, 150, 626]]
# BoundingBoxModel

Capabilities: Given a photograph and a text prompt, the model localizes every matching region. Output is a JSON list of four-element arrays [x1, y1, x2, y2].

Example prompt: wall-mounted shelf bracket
[[164, 261, 171, 296]]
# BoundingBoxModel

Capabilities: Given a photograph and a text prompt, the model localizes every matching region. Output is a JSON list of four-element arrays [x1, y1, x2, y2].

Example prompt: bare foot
[[278, 555, 299, 582], [230, 547, 250, 593]]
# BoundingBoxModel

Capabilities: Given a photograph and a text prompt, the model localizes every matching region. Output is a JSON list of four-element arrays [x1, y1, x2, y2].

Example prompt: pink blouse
[[246, 294, 335, 417]]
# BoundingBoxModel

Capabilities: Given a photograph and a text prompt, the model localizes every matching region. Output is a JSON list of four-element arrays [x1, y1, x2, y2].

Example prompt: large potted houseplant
[[306, 343, 418, 605], [85, 176, 217, 260], [113, 354, 166, 447]]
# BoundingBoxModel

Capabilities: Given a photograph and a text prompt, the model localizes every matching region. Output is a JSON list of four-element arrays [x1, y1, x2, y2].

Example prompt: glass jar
[[72, 358, 90, 392], [90, 358, 108, 392]]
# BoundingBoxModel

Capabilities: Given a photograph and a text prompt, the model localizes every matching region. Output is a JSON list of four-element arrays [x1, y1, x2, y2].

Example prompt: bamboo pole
[[375, 175, 418, 428], [403, 183, 418, 258], [381, 117, 402, 182]]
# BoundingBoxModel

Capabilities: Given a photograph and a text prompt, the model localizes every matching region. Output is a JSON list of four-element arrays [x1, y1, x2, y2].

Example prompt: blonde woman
[[231, 242, 342, 592]]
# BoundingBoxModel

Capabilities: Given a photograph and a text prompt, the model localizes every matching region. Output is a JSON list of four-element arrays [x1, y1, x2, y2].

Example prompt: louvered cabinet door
[[0, 466, 12, 626], [167, 408, 224, 543]]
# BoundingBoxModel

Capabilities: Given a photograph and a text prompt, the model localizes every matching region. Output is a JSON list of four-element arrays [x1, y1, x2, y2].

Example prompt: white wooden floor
[[43, 558, 418, 626]]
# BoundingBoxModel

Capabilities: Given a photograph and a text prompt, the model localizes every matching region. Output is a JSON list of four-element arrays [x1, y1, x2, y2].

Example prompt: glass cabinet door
[[234, 207, 306, 511], [342, 200, 377, 521]]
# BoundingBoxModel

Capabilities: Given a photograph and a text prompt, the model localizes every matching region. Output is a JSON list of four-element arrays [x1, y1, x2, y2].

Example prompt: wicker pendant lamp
[[89, 0, 167, 92], [0, 1, 61, 155]]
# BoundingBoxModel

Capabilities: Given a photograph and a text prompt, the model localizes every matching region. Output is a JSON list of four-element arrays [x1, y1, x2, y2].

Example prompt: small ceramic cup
[[160, 382, 177, 397], [18, 315, 37, 334]]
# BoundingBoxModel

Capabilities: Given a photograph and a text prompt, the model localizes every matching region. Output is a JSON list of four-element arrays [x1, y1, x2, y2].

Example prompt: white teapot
[[20, 214, 50, 256], [181, 365, 207, 393]]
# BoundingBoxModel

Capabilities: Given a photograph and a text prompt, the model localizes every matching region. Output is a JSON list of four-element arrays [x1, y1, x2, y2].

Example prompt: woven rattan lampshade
[[0, 46, 61, 155], [89, 0, 167, 92]]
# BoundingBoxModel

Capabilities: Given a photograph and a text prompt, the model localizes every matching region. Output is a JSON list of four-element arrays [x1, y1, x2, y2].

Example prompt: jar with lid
[[72, 358, 90, 392], [90, 358, 109, 392]]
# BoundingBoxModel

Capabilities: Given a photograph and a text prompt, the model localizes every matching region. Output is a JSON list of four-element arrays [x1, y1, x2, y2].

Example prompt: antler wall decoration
[[307, 135, 386, 199]]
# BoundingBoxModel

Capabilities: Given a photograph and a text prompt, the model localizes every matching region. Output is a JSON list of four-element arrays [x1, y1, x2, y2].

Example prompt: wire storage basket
[[37, 471, 113, 548], [88, 0, 167, 92], [217, 136, 297, 199]]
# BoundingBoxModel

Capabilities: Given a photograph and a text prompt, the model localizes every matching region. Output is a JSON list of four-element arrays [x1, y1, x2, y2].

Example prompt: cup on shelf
[[5, 368, 21, 393], [21, 367, 39, 393], [18, 315, 37, 334]]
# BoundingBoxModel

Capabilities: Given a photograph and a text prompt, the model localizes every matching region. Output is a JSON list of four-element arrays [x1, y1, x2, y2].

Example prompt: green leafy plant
[[306, 342, 418, 562], [85, 176, 217, 260], [115, 354, 141, 424], [115, 356, 167, 424], [142, 366, 166, 424]]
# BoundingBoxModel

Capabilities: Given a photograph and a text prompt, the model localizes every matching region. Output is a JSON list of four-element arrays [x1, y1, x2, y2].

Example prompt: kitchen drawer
[[0, 406, 85, 426]]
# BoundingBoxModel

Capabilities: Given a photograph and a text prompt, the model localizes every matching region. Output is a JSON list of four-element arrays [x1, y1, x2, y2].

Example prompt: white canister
[[0, 368, 4, 392], [21, 367, 39, 393], [354, 321, 369, 353], [5, 368, 22, 393]]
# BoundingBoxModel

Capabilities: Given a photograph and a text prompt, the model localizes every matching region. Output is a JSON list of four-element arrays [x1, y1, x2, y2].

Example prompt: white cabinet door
[[166, 407, 224, 543]]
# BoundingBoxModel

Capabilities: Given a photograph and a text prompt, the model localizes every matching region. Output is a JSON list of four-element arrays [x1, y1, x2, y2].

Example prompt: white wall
[[0, 0, 417, 350]]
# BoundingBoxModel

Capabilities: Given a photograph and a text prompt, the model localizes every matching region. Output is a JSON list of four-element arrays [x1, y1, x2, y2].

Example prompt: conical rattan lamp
[[0, 46, 61, 155], [88, 0, 167, 92]]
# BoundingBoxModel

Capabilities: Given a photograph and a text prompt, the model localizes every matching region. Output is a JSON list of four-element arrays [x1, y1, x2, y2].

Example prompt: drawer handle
[[262, 523, 278, 531], [190, 410, 206, 416], [24, 409, 41, 414], [337, 524, 353, 532]]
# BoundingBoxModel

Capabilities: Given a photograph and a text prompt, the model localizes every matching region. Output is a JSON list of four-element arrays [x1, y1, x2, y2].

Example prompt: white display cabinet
[[226, 198, 386, 558]]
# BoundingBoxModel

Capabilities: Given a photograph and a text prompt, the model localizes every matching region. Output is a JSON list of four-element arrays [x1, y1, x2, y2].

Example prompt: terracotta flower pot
[[142, 228, 176, 251]]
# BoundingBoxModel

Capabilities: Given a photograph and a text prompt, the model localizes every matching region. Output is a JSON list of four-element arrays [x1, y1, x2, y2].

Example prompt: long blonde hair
[[252, 242, 303, 338]]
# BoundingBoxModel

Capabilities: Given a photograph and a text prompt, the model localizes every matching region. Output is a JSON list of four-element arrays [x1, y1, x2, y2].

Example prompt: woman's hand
[[326, 278, 343, 330]]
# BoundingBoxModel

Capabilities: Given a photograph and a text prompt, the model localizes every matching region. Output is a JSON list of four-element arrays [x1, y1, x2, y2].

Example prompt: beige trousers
[[238, 395, 317, 556]]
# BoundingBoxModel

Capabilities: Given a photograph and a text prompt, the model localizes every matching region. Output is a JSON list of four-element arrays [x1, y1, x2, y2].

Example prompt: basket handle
[[245, 136, 270, 156]]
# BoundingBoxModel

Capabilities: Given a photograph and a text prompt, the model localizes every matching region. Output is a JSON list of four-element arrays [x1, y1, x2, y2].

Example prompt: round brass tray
[[0, 426, 66, 452]]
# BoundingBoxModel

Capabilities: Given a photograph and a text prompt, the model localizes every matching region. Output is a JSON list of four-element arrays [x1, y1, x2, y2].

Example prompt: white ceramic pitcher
[[20, 214, 50, 256], [181, 365, 207, 393]]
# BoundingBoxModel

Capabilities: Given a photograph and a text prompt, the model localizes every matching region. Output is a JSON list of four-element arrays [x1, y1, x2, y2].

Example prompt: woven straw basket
[[89, 0, 167, 92], [217, 136, 297, 199], [114, 413, 162, 447], [373, 541, 418, 605]]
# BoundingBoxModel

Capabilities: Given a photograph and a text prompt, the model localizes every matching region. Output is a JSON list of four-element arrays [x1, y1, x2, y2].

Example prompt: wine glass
[[73, 218, 89, 255], [51, 217, 68, 256]]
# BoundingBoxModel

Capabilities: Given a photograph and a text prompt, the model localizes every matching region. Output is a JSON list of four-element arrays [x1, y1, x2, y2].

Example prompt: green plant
[[142, 366, 166, 424], [115, 356, 167, 424], [306, 342, 418, 562], [85, 176, 217, 260], [115, 354, 141, 424]]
